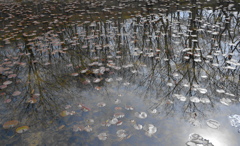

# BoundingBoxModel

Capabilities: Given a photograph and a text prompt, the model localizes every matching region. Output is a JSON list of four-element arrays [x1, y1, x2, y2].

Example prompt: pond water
[[0, 0, 240, 145]]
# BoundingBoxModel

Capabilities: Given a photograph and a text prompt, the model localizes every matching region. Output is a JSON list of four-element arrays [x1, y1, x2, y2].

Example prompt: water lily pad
[[0, 84, 8, 89], [26, 98, 37, 104], [78, 104, 91, 112], [97, 102, 106, 107], [125, 105, 134, 110], [16, 126, 29, 133], [3, 120, 19, 129], [116, 129, 127, 138], [98, 132, 107, 141], [95, 86, 101, 90], [220, 98, 231, 106], [84, 125, 92, 132], [3, 81, 12, 85], [114, 112, 125, 118], [4, 98, 11, 103], [73, 125, 85, 132], [206, 119, 220, 129], [190, 96, 200, 103], [12, 91, 21, 96], [134, 124, 143, 130], [8, 74, 17, 78], [135, 112, 147, 119], [60, 110, 69, 117], [109, 118, 118, 124], [116, 121, 123, 126], [115, 107, 122, 110], [114, 99, 121, 104], [71, 73, 79, 76], [143, 124, 157, 137]]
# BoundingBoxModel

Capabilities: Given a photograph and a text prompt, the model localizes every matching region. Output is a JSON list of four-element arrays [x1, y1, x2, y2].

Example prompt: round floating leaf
[[134, 124, 143, 130], [3, 120, 19, 129], [73, 125, 85, 132], [60, 110, 69, 117], [12, 91, 21, 96], [0, 84, 8, 89], [84, 125, 92, 132], [16, 126, 29, 133], [3, 81, 12, 85], [97, 102, 106, 107], [71, 73, 79, 76], [135, 112, 147, 119], [8, 74, 17, 78], [109, 118, 118, 124], [143, 124, 157, 137], [95, 86, 101, 90], [4, 99, 11, 103], [220, 98, 231, 106], [116, 129, 127, 138], [98, 132, 107, 141], [206, 119, 220, 129], [115, 107, 122, 110], [114, 99, 121, 104], [190, 96, 200, 103], [125, 105, 134, 110], [114, 112, 125, 118], [26, 98, 37, 104], [116, 121, 123, 126]]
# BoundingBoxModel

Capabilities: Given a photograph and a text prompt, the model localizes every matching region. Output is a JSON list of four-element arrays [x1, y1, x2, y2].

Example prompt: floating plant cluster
[[229, 114, 240, 133], [59, 97, 159, 142], [0, 0, 239, 145], [2, 120, 29, 134], [186, 133, 214, 146]]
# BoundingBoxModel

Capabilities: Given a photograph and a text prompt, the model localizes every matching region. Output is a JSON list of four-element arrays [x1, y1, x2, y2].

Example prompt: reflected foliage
[[0, 0, 240, 145]]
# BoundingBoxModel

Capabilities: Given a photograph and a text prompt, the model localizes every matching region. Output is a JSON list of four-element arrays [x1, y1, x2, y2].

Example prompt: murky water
[[0, 0, 240, 145]]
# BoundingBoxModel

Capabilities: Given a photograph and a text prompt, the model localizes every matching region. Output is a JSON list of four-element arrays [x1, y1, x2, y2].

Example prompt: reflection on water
[[0, 0, 240, 145]]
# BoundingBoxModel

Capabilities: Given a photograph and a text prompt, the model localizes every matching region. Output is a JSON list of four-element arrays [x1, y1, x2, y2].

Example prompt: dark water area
[[0, 0, 240, 145]]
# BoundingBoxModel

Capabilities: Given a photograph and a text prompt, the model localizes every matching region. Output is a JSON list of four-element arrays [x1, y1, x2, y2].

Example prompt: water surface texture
[[0, 0, 240, 145]]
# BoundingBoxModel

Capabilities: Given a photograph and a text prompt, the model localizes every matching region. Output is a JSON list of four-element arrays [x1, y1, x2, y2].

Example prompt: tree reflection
[[0, 0, 239, 144]]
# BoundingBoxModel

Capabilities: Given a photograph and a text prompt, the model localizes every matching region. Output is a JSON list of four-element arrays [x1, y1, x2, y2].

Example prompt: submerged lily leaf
[[73, 125, 85, 132], [3, 120, 19, 129], [60, 110, 69, 117], [16, 126, 29, 133]]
